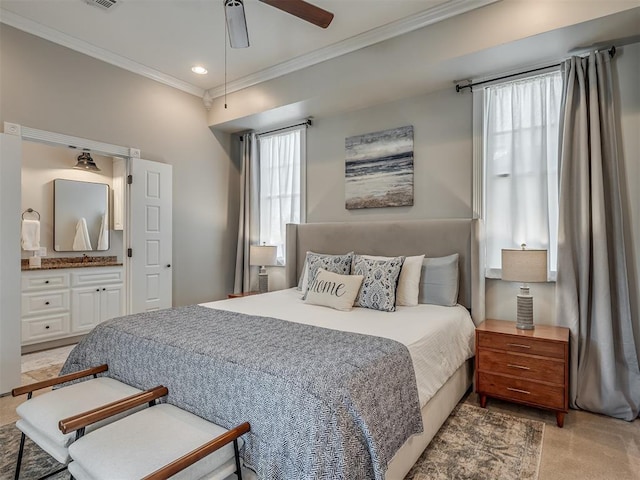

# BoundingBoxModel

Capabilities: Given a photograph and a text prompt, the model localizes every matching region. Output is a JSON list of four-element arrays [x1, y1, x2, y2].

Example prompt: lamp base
[[516, 285, 534, 330], [258, 271, 268, 293]]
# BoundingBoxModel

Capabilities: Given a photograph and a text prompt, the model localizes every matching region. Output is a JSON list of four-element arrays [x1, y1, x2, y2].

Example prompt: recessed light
[[191, 65, 208, 75]]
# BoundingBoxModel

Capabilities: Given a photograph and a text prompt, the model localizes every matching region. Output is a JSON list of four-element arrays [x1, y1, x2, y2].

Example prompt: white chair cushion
[[68, 404, 243, 480], [16, 377, 142, 458]]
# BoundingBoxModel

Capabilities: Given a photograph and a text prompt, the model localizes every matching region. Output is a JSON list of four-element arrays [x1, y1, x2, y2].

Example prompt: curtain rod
[[455, 46, 616, 93], [256, 119, 312, 137]]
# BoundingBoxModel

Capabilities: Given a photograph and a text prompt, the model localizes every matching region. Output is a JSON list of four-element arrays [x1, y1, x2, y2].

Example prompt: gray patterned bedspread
[[61, 305, 423, 479]]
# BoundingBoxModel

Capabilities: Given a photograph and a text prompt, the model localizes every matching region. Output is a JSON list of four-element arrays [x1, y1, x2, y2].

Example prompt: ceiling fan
[[224, 0, 334, 48]]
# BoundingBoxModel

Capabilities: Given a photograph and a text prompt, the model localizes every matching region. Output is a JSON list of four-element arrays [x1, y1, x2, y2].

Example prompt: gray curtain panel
[[234, 133, 260, 293], [556, 51, 640, 421]]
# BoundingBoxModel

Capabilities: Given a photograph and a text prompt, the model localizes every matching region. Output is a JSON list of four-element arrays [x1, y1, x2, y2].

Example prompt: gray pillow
[[300, 251, 355, 298], [352, 255, 405, 312], [418, 254, 459, 306]]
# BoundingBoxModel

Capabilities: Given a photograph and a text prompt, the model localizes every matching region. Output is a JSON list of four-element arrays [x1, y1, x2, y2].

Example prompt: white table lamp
[[501, 245, 548, 330], [250, 245, 277, 293]]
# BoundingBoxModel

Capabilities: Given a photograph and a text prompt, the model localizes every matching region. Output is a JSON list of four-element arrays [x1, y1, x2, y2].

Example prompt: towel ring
[[22, 208, 41, 220]]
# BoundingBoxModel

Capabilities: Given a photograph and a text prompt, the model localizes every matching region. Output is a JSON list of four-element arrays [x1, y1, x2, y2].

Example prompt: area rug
[[405, 403, 544, 480], [0, 403, 543, 480]]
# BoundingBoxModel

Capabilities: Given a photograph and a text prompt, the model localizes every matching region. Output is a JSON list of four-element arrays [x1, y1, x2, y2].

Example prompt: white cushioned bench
[[17, 377, 142, 464], [12, 364, 144, 479], [58, 386, 250, 480]]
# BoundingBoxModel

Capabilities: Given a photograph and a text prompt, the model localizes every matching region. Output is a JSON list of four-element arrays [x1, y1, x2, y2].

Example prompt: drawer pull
[[44, 301, 50, 305], [507, 387, 531, 395], [507, 363, 530, 370], [45, 325, 50, 329], [45, 280, 50, 284], [507, 343, 531, 349]]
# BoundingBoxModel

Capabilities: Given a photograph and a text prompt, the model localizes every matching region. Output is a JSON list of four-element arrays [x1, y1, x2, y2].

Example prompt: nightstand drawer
[[478, 350, 565, 383], [477, 331, 565, 359], [478, 372, 566, 410]]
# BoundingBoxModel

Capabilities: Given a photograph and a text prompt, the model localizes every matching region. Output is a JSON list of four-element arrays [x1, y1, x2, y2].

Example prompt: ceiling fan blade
[[225, 0, 250, 48], [259, 0, 334, 29]]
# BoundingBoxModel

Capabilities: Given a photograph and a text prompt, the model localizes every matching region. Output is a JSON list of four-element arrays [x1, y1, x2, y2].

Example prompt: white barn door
[[128, 159, 172, 313]]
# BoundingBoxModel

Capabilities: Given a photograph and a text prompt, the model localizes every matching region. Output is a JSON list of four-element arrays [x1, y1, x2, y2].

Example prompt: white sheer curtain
[[484, 72, 562, 278], [258, 128, 304, 263]]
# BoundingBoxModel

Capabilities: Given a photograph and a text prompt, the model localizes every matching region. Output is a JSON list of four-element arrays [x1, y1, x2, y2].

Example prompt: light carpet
[[1, 401, 543, 480]]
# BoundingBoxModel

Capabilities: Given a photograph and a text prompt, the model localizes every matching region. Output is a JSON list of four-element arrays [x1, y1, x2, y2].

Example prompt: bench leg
[[14, 431, 26, 480], [233, 439, 242, 480]]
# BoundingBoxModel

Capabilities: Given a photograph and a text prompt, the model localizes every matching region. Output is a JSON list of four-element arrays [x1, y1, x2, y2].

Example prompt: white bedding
[[201, 288, 475, 407]]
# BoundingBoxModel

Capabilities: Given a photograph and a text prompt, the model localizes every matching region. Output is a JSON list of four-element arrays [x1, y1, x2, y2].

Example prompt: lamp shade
[[501, 248, 547, 283], [250, 245, 277, 266]]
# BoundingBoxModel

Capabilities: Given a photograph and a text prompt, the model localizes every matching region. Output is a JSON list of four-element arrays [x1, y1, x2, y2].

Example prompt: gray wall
[[306, 87, 472, 222], [0, 25, 239, 306]]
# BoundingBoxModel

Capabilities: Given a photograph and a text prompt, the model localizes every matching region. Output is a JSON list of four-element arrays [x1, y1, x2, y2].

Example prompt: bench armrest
[[58, 385, 168, 434], [143, 422, 251, 480], [12, 364, 109, 397]]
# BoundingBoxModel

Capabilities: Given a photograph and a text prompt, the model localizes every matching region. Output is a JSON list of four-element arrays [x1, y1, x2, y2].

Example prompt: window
[[480, 71, 562, 278], [257, 126, 306, 263]]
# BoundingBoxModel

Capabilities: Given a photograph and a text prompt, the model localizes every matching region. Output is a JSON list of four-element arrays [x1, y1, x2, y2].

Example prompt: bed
[[61, 219, 485, 480]]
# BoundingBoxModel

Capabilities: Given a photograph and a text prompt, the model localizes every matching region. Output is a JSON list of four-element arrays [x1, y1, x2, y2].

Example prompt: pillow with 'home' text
[[304, 268, 363, 311]]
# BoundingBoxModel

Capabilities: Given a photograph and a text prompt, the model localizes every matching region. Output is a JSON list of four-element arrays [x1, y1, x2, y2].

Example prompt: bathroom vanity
[[21, 258, 123, 349]]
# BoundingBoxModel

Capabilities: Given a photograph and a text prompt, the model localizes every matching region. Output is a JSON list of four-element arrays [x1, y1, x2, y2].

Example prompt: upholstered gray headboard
[[285, 219, 485, 325]]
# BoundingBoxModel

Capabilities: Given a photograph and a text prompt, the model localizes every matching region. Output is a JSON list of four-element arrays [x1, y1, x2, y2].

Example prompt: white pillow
[[304, 269, 364, 311], [396, 255, 425, 306], [418, 254, 459, 307], [360, 254, 425, 306]]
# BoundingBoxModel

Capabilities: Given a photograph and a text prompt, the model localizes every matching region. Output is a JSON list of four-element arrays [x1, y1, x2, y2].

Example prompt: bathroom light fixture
[[73, 151, 101, 172], [191, 65, 208, 74]]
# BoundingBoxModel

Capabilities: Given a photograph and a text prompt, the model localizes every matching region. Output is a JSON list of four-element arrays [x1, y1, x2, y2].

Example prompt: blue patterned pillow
[[301, 251, 355, 299], [352, 255, 405, 312]]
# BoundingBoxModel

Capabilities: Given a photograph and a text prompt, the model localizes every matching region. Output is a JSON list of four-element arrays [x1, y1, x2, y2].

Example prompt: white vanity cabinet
[[21, 266, 124, 346], [71, 268, 124, 333], [21, 271, 71, 345]]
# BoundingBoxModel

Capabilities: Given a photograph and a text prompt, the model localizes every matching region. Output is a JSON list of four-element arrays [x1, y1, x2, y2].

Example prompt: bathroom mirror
[[54, 179, 110, 251]]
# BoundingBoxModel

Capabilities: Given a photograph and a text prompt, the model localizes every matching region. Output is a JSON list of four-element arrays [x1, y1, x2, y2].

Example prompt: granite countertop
[[21, 256, 123, 271]]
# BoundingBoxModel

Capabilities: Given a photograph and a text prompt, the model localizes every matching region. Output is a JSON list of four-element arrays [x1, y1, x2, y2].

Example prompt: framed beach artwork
[[345, 125, 414, 209]]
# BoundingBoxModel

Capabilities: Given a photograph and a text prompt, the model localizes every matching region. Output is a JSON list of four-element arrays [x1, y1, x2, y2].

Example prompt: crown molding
[[204, 0, 500, 102], [1, 0, 499, 109], [0, 9, 205, 98]]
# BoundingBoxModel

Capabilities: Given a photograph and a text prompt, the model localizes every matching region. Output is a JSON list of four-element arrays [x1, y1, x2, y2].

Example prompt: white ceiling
[[0, 0, 490, 97]]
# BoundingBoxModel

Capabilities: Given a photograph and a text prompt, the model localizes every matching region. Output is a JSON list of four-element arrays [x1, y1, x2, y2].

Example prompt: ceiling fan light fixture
[[73, 151, 101, 172], [224, 0, 249, 48]]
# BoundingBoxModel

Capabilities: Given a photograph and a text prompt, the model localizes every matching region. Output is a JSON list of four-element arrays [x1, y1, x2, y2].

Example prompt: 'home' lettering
[[308, 278, 346, 297]]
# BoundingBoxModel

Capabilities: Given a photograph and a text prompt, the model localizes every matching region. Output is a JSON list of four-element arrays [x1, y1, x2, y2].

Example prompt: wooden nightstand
[[475, 319, 570, 427], [227, 291, 261, 299]]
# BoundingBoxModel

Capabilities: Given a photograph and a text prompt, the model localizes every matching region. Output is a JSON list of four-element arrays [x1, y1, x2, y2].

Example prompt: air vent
[[84, 0, 118, 11]]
